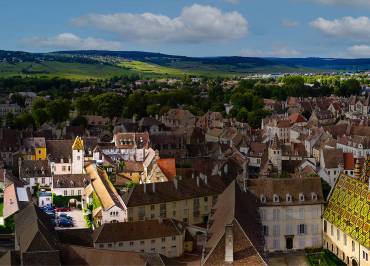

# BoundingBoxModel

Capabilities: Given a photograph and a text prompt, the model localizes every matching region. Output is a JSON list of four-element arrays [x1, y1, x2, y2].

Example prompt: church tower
[[268, 134, 282, 174], [72, 136, 84, 174]]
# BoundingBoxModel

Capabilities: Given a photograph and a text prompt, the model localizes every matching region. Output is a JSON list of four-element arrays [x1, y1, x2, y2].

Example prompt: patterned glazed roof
[[72, 136, 84, 151], [324, 174, 370, 249]]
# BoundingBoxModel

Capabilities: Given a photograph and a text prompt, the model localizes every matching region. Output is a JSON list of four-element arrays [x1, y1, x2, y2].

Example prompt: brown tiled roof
[[122, 161, 144, 172], [14, 203, 60, 257], [93, 219, 184, 243], [203, 181, 266, 266], [61, 245, 166, 266], [247, 177, 324, 206], [114, 132, 149, 149], [277, 120, 291, 128], [123, 176, 227, 207], [53, 174, 90, 188], [322, 148, 343, 169], [19, 160, 51, 178], [46, 140, 73, 162]]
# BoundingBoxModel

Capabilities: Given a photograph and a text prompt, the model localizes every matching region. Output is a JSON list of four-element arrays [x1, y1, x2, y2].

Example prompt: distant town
[[0, 71, 368, 266]]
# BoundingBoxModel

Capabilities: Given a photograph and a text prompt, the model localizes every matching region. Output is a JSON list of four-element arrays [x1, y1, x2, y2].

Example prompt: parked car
[[44, 211, 55, 218], [59, 213, 72, 220], [55, 207, 70, 212], [58, 218, 73, 227]]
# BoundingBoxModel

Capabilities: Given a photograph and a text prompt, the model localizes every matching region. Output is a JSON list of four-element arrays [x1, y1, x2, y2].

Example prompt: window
[[77, 156, 80, 160], [352, 241, 355, 252], [286, 194, 292, 202], [263, 225, 269, 236], [331, 225, 334, 236], [204, 196, 208, 202], [150, 205, 155, 210], [273, 239, 280, 250], [363, 251, 368, 261], [273, 224, 280, 236], [99, 244, 104, 248], [299, 193, 305, 202], [108, 243, 112, 248], [71, 190, 74, 196], [298, 224, 307, 235], [286, 224, 293, 235], [78, 190, 81, 195], [140, 241, 144, 245], [299, 208, 304, 219], [151, 239, 156, 244], [130, 241, 134, 246], [343, 234, 347, 246], [212, 195, 217, 206], [273, 209, 280, 220], [118, 242, 123, 247], [311, 192, 317, 201], [62, 166, 66, 171], [161, 237, 165, 242], [273, 194, 279, 203], [63, 190, 67, 196], [337, 229, 340, 241], [172, 236, 176, 241], [324, 220, 327, 233], [260, 195, 266, 203]]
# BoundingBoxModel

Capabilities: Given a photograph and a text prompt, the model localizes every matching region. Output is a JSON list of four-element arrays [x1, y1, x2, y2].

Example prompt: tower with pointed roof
[[354, 158, 362, 180], [72, 136, 84, 174], [268, 134, 282, 174], [360, 155, 370, 186]]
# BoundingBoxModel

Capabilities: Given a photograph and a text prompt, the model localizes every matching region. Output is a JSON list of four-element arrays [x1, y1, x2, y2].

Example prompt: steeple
[[359, 155, 370, 184], [271, 134, 281, 150], [72, 136, 84, 151], [354, 158, 362, 179]]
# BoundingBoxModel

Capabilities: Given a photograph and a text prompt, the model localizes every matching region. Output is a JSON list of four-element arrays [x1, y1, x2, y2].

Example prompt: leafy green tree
[[70, 116, 88, 127], [10, 93, 26, 107], [46, 99, 70, 124], [93, 93, 125, 120], [32, 108, 50, 127], [74, 96, 93, 115]]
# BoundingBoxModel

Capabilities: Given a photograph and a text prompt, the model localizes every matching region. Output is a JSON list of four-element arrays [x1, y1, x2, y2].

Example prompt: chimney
[[196, 176, 200, 187], [144, 182, 147, 193], [173, 178, 178, 190], [224, 224, 234, 263], [152, 182, 156, 193]]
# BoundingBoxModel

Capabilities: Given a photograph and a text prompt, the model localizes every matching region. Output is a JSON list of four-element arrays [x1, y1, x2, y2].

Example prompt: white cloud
[[281, 19, 300, 28], [240, 47, 301, 57], [347, 45, 370, 57], [310, 16, 370, 39], [22, 33, 122, 50], [72, 4, 248, 43], [225, 0, 240, 4], [311, 0, 370, 7]]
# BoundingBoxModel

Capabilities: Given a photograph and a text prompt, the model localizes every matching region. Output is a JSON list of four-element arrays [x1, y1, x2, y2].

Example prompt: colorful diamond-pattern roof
[[72, 136, 84, 151], [324, 174, 370, 249]]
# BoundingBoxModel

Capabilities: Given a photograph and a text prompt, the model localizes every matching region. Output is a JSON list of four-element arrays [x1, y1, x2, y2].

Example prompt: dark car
[[58, 218, 73, 227], [45, 211, 55, 218], [59, 213, 72, 220]]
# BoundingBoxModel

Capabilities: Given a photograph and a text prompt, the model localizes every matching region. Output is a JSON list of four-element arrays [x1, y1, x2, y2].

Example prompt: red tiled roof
[[289, 113, 307, 124], [157, 158, 176, 180], [343, 152, 354, 170]]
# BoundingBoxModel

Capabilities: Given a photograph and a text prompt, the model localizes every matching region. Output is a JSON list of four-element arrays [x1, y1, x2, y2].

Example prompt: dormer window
[[299, 193, 305, 202], [311, 192, 317, 201], [260, 195, 266, 203], [70, 180, 74, 187], [286, 193, 292, 203], [273, 194, 279, 203]]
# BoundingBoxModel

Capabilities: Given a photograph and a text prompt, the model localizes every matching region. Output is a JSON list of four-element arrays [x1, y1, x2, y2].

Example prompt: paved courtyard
[[55, 209, 87, 230], [269, 251, 310, 266]]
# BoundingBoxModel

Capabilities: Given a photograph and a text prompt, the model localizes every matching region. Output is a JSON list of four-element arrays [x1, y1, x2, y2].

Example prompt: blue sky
[[1, 0, 370, 57]]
